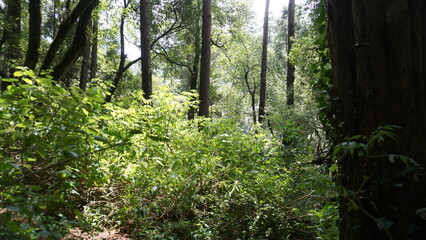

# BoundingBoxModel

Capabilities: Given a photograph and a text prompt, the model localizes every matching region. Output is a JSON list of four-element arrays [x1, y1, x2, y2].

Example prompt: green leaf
[[28, 185, 43, 191], [13, 71, 23, 77], [22, 78, 33, 84], [329, 164, 338, 173], [36, 77, 53, 86], [94, 135, 110, 143], [148, 135, 171, 142]]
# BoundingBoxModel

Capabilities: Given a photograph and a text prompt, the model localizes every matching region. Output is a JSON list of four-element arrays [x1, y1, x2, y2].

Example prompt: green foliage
[[0, 69, 135, 238], [0, 70, 337, 239]]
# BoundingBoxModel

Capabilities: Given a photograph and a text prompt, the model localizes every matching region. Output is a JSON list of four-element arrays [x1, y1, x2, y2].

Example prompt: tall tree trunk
[[258, 0, 270, 123], [79, 18, 92, 91], [1, 0, 21, 91], [106, 2, 127, 103], [51, 1, 97, 81], [140, 0, 152, 99], [90, 16, 98, 80], [328, 0, 426, 239], [24, 0, 42, 70], [40, 0, 97, 72], [188, 14, 201, 120], [198, 0, 212, 117], [286, 0, 295, 106]]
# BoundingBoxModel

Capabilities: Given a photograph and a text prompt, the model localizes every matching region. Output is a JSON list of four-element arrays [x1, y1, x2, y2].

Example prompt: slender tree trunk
[[90, 17, 98, 80], [40, 0, 97, 72], [1, 0, 21, 91], [106, 2, 127, 102], [140, 0, 152, 99], [198, 0, 212, 117], [243, 69, 257, 124], [24, 0, 42, 70], [79, 18, 92, 91], [258, 0, 270, 123], [188, 16, 201, 120], [328, 1, 426, 239], [51, 1, 97, 81], [286, 0, 295, 106]]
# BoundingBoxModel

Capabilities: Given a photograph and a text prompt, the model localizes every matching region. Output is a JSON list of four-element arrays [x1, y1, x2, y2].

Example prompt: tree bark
[[243, 69, 257, 124], [106, 1, 129, 102], [79, 18, 92, 91], [140, 0, 152, 99], [198, 0, 212, 117], [90, 16, 98, 81], [51, 1, 97, 81], [328, 0, 426, 239], [188, 13, 201, 120], [24, 0, 42, 70], [286, 0, 295, 106], [258, 0, 270, 123], [40, 0, 97, 73], [1, 0, 21, 91]]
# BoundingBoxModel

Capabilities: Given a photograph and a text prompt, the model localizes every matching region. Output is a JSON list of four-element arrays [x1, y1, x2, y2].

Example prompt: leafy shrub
[[0, 70, 337, 239]]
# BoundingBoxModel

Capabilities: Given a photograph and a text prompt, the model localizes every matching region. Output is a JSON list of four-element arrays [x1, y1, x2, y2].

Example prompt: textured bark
[[140, 0, 152, 99], [286, 0, 295, 106], [328, 0, 426, 239], [1, 0, 21, 90], [198, 0, 211, 117], [40, 0, 97, 72], [51, 1, 97, 81], [24, 0, 42, 70], [258, 0, 270, 123]]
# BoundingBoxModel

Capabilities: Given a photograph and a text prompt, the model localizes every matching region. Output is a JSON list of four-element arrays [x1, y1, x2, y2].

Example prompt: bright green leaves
[[0, 70, 137, 238]]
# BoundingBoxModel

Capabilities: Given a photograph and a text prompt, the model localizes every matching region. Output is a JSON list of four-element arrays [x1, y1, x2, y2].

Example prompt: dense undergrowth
[[0, 71, 337, 239]]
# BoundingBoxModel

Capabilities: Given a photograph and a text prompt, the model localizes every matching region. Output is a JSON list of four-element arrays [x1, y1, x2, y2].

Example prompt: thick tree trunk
[[140, 0, 152, 99], [1, 0, 21, 90], [24, 0, 42, 70], [258, 0, 270, 123], [328, 1, 426, 239], [198, 0, 211, 117], [286, 0, 295, 106]]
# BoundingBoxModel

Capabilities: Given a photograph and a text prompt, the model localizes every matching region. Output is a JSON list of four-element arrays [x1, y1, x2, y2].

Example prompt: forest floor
[[64, 228, 130, 240]]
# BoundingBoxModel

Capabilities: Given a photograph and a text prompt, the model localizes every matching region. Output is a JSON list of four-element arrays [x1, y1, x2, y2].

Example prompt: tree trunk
[[51, 1, 97, 81], [79, 18, 92, 91], [40, 0, 97, 73], [243, 69, 256, 124], [140, 0, 152, 99], [198, 0, 211, 117], [258, 0, 270, 123], [1, 0, 21, 90], [90, 16, 98, 80], [106, 2, 128, 103], [24, 0, 42, 70], [188, 13, 201, 120], [328, 1, 426, 239], [286, 0, 295, 106]]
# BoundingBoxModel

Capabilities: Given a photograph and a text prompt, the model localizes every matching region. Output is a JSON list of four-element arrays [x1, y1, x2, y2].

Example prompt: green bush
[[0, 70, 337, 239]]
